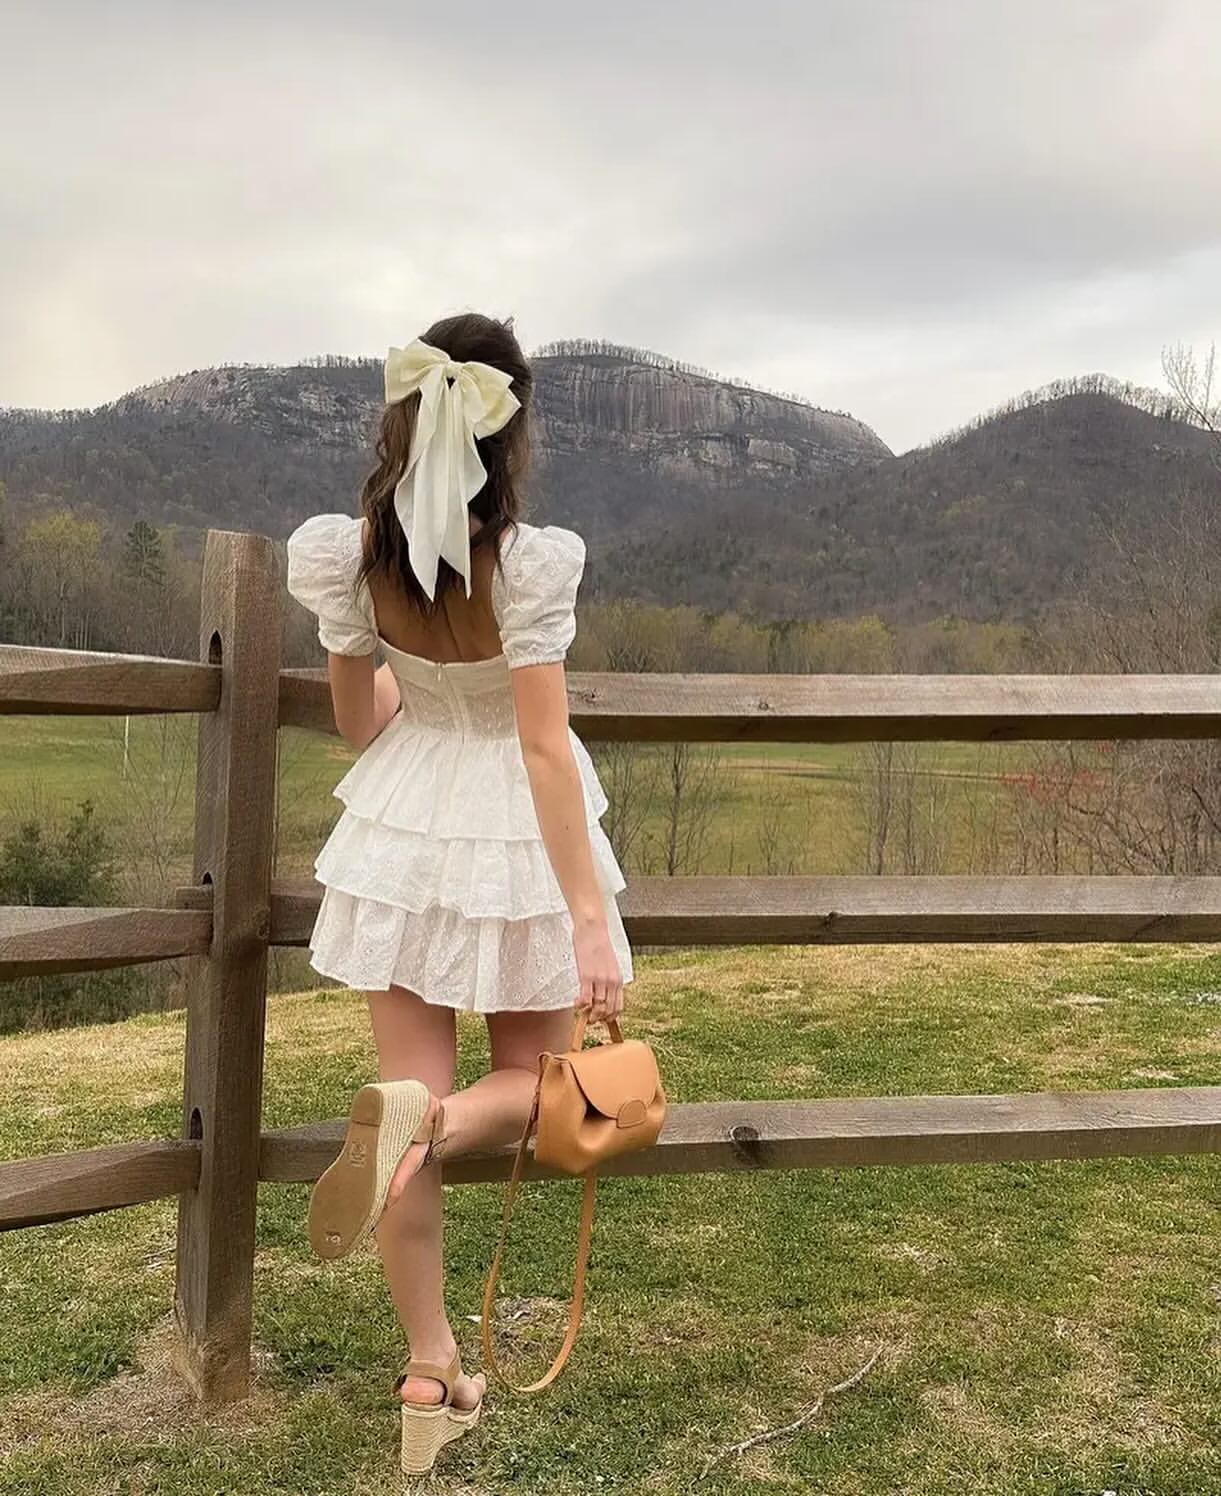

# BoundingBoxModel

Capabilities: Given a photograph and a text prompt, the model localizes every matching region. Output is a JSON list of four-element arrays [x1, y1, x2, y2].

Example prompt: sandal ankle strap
[[394, 1348, 462, 1403], [414, 1098, 448, 1165]]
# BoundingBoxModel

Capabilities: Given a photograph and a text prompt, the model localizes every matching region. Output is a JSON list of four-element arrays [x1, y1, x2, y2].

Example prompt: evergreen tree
[[122, 519, 166, 588]]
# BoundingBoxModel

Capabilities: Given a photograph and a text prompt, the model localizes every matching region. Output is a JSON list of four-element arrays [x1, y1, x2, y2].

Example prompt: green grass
[[3, 942, 1221, 1492], [1, 717, 1044, 888]]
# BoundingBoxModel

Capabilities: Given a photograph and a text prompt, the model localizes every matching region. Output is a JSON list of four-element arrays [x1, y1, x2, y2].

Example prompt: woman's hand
[[572, 914, 624, 1021]]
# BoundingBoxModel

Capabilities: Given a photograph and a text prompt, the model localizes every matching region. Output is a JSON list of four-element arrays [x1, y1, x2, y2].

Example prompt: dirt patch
[[872, 1240, 942, 1274], [1047, 1315, 1202, 1453], [1052, 992, 1111, 1008], [1034, 1042, 1144, 1082], [352, 1479, 496, 1496], [477, 1295, 585, 1369], [637, 1293, 736, 1351], [0, 1316, 286, 1458], [772, 1062, 828, 1088], [647, 1325, 896, 1489], [919, 1381, 1014, 1448]]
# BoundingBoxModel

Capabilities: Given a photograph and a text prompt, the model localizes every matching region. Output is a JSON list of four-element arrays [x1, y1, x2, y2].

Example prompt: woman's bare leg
[[389, 1003, 577, 1187], [386, 1001, 577, 1407], [460, 1004, 577, 1149], [365, 985, 482, 1410]]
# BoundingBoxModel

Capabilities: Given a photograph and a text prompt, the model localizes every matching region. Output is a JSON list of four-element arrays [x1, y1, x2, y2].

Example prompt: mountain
[[795, 385, 1218, 621], [109, 343, 890, 478], [0, 343, 886, 564], [0, 349, 1215, 622]]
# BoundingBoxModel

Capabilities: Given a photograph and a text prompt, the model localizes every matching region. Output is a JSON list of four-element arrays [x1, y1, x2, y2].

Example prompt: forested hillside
[[1, 348, 1216, 625]]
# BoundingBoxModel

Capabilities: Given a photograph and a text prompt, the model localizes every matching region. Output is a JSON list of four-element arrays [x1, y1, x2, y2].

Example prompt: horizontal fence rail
[[263, 1086, 1221, 1182], [168, 876, 1221, 950], [0, 645, 221, 716], [0, 1138, 202, 1230], [5, 873, 1217, 983], [8, 653, 1219, 742], [280, 668, 1221, 741], [565, 672, 1221, 743], [8, 1086, 1215, 1233], [0, 906, 213, 978]]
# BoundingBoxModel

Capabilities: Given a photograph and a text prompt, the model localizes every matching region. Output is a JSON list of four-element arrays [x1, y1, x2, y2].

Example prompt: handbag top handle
[[568, 1010, 624, 1050]]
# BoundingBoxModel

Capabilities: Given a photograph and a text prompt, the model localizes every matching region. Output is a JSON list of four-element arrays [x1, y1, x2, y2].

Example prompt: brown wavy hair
[[357, 312, 533, 610]]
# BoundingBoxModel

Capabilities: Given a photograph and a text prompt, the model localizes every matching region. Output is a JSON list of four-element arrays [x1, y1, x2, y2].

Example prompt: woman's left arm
[[327, 656, 401, 750]]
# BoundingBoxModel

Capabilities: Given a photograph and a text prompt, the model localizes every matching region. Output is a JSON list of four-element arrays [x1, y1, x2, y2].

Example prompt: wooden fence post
[[173, 530, 280, 1402]]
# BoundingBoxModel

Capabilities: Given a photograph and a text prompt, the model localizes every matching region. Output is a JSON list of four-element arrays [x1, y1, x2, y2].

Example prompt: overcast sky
[[2, 1, 1218, 452]]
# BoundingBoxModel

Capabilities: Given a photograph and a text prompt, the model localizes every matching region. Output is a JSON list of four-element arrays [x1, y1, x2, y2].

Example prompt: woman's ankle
[[407, 1334, 458, 1368]]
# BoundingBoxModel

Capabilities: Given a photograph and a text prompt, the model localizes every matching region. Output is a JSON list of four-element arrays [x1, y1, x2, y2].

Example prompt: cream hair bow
[[384, 338, 521, 600]]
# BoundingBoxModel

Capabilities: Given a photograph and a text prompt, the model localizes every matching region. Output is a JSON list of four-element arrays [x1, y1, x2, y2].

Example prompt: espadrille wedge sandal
[[308, 1079, 446, 1260], [395, 1351, 485, 1476]]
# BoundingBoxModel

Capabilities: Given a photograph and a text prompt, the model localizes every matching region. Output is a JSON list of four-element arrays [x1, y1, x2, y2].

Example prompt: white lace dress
[[284, 512, 634, 1013]]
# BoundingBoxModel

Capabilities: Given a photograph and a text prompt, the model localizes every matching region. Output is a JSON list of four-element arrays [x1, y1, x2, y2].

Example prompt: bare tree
[[639, 743, 728, 876], [1032, 481, 1221, 874], [854, 741, 896, 875], [753, 765, 815, 874], [99, 714, 196, 905], [849, 740, 952, 875], [591, 741, 662, 872], [1163, 341, 1219, 463]]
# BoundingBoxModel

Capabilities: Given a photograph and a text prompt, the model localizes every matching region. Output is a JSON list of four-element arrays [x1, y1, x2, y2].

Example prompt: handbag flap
[[564, 1038, 660, 1121]]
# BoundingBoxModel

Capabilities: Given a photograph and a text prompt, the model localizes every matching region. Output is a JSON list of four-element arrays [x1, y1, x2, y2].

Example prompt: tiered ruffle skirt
[[306, 717, 634, 1011]]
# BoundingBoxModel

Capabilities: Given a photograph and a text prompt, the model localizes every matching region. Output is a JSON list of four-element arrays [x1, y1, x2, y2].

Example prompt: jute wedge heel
[[396, 1351, 485, 1476], [307, 1078, 446, 1260]]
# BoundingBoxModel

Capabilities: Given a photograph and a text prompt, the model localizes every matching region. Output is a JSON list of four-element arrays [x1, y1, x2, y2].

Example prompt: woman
[[284, 312, 633, 1474]]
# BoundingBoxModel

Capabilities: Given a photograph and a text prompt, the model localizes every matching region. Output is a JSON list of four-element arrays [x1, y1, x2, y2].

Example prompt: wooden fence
[[3, 527, 1221, 1404]]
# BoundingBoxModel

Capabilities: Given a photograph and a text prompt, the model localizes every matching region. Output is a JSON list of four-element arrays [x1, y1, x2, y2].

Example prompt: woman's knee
[[489, 1060, 537, 1083]]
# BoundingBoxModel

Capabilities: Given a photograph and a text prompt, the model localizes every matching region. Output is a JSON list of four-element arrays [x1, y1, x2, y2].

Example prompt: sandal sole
[[308, 1082, 428, 1260]]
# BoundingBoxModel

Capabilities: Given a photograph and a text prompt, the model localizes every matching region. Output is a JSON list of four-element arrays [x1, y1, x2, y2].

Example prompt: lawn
[[1, 716, 1040, 888], [2, 941, 1221, 1493]]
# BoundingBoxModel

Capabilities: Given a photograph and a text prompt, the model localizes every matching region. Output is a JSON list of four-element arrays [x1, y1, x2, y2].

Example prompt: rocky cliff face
[[534, 351, 889, 477], [114, 363, 381, 450], [114, 347, 890, 477]]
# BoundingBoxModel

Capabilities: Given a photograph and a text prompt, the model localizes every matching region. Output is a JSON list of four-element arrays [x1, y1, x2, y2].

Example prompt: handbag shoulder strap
[[479, 1093, 597, 1394]]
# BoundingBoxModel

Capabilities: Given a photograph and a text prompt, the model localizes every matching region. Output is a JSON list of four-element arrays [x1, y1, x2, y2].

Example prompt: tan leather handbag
[[480, 1011, 666, 1392]]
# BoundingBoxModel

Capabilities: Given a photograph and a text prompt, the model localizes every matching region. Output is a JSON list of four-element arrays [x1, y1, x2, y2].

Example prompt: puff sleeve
[[493, 524, 587, 669], [285, 513, 378, 657]]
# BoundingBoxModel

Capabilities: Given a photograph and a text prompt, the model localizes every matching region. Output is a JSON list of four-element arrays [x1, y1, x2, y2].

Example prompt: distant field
[[0, 716, 1047, 887]]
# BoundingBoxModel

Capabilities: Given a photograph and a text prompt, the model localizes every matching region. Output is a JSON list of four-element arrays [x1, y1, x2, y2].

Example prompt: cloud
[[1, 0, 1218, 449]]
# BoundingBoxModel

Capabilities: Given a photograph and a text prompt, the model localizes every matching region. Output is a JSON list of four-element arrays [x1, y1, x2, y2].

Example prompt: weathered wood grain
[[0, 645, 219, 715], [253, 875, 1221, 948], [279, 669, 1221, 741], [0, 906, 212, 978], [566, 673, 1221, 742], [10, 1085, 1211, 1235], [277, 667, 336, 734], [0, 1139, 201, 1230], [259, 1086, 1221, 1184], [174, 531, 280, 1405]]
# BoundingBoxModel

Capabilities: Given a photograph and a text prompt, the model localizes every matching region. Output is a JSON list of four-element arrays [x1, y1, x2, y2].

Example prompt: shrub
[[0, 801, 150, 1033]]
